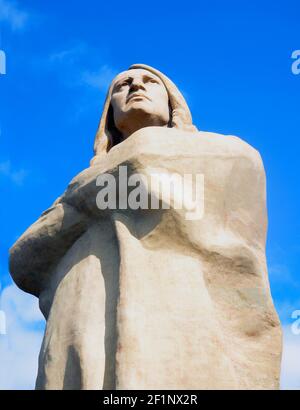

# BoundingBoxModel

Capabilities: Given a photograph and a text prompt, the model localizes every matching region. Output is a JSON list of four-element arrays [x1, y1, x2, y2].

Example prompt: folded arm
[[9, 200, 89, 296]]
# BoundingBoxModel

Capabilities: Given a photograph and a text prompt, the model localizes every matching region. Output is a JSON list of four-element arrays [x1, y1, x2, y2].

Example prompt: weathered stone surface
[[9, 64, 282, 390]]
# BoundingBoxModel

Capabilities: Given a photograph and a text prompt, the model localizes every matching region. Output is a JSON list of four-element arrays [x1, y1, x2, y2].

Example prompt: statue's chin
[[117, 106, 168, 138], [125, 99, 153, 114]]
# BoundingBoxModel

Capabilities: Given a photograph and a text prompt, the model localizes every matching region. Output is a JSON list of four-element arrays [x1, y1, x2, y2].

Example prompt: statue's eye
[[144, 77, 158, 84], [115, 81, 130, 91]]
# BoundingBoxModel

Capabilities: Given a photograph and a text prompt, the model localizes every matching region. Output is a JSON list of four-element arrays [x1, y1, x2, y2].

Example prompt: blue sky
[[0, 0, 299, 389]]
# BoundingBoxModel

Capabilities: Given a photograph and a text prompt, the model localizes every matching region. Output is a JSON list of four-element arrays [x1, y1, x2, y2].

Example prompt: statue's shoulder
[[195, 130, 264, 171], [107, 127, 265, 174]]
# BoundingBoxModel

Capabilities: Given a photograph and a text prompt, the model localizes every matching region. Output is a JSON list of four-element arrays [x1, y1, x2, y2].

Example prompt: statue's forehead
[[112, 68, 163, 85]]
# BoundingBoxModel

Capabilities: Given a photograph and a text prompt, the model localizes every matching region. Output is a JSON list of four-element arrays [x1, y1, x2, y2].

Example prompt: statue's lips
[[126, 93, 151, 104]]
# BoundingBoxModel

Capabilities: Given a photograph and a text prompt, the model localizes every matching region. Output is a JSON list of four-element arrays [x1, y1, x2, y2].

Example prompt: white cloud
[[276, 299, 300, 324], [46, 43, 117, 92], [0, 0, 29, 31], [269, 263, 298, 288], [0, 284, 45, 389], [280, 325, 300, 389], [0, 310, 5, 334], [81, 65, 118, 92], [0, 160, 28, 185], [48, 43, 87, 65]]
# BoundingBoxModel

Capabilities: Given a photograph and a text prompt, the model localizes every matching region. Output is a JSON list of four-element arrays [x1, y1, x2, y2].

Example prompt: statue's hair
[[91, 64, 197, 165]]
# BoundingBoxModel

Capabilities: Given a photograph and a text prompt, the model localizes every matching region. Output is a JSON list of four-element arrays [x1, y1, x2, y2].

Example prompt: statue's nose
[[129, 79, 146, 92]]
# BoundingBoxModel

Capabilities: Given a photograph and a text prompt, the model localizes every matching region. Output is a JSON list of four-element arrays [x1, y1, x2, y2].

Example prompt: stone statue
[[9, 64, 282, 389]]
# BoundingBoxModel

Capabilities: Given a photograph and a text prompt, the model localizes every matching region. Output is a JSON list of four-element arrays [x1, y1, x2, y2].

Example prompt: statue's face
[[110, 69, 170, 138]]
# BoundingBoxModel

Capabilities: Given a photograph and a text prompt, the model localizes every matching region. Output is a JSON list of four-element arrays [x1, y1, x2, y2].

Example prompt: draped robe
[[10, 127, 282, 389]]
